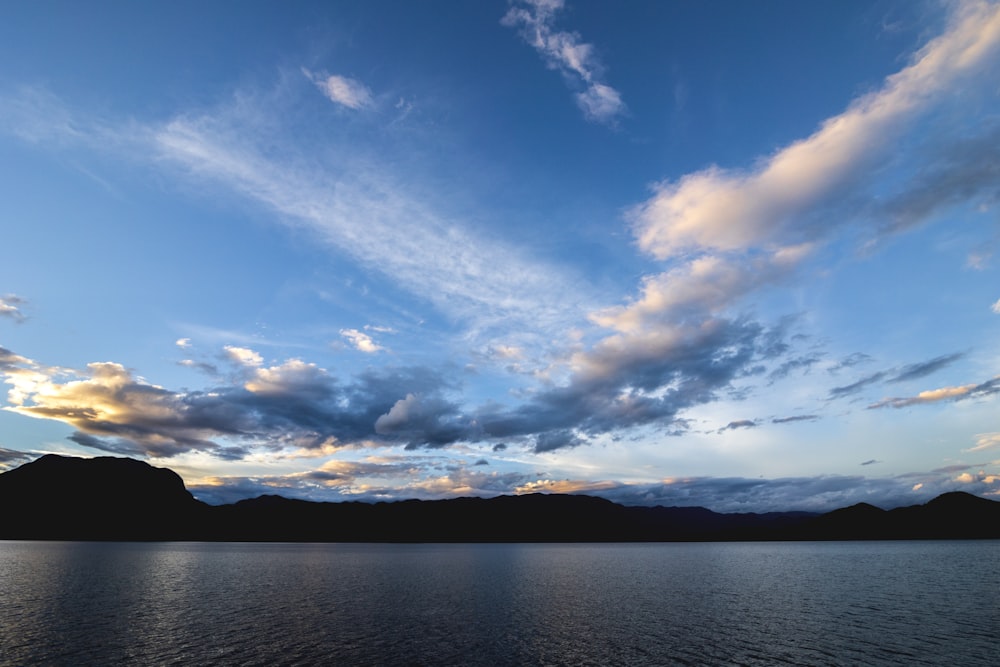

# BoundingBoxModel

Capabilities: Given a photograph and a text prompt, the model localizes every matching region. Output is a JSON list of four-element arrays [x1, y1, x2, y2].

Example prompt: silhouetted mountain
[[0, 454, 206, 540], [1, 455, 998, 542]]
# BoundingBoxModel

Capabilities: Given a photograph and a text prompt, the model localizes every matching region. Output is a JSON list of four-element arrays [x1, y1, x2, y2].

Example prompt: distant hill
[[1, 455, 998, 542]]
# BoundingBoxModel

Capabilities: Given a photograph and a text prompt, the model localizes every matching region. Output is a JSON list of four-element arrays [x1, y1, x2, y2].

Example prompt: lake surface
[[1, 540, 996, 666]]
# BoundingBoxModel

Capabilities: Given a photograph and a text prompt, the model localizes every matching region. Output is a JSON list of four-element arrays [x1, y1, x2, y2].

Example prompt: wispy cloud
[[966, 432, 1000, 452], [829, 371, 889, 399], [302, 69, 374, 110], [0, 295, 26, 323], [502, 0, 627, 125], [0, 82, 597, 352], [887, 352, 965, 383], [772, 415, 820, 425], [829, 352, 965, 400], [867, 375, 1000, 409], [149, 105, 593, 348], [992, 298, 1000, 314]]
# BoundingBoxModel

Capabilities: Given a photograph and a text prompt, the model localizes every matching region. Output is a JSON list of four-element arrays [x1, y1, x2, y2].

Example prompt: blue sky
[[1, 0, 998, 512]]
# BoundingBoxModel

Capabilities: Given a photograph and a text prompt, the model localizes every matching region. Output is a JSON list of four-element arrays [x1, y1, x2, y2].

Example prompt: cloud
[[303, 70, 373, 110], [474, 316, 778, 451], [176, 338, 192, 349], [829, 371, 889, 399], [516, 469, 1000, 513], [148, 104, 591, 348], [867, 375, 1000, 409], [966, 432, 1000, 453], [0, 343, 475, 459], [771, 415, 820, 424], [0, 447, 36, 470], [860, 459, 880, 466], [502, 0, 627, 124], [718, 419, 757, 434], [828, 353, 873, 374], [224, 345, 264, 368], [374, 391, 475, 448], [590, 246, 812, 333], [828, 352, 966, 401], [0, 295, 26, 322], [189, 457, 535, 505], [340, 328, 384, 354], [992, 298, 1000, 314], [0, 83, 595, 353], [630, 0, 1000, 260], [887, 352, 964, 383]]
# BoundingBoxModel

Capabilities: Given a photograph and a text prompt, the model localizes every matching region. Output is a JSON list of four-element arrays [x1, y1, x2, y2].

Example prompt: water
[[0, 541, 996, 666]]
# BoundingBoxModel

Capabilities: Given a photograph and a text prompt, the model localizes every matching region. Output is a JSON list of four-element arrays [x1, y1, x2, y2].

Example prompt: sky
[[1, 0, 999, 513]]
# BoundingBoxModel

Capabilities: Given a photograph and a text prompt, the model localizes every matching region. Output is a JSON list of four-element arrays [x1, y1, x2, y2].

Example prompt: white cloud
[[149, 109, 593, 347], [304, 70, 373, 110], [631, 0, 1000, 260], [967, 432, 1000, 452], [590, 245, 812, 333], [992, 298, 1000, 314], [0, 295, 26, 322], [0, 84, 599, 358], [340, 328, 384, 354], [502, 0, 626, 125], [224, 345, 263, 367], [175, 338, 192, 349]]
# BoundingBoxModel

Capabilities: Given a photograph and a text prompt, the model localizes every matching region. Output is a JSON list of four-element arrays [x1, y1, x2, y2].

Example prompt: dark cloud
[[768, 353, 821, 382], [1, 314, 797, 457], [771, 415, 820, 424], [178, 359, 220, 376], [831, 352, 973, 404], [2, 347, 473, 459], [718, 420, 757, 433], [828, 353, 872, 374], [930, 464, 975, 474], [476, 317, 775, 451], [492, 443, 507, 452], [860, 459, 880, 466], [829, 371, 888, 399], [473, 459, 489, 466], [0, 447, 35, 469], [887, 352, 964, 384], [534, 430, 583, 453]]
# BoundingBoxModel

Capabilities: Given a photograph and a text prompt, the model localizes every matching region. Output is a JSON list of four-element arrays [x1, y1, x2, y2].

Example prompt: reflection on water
[[1, 541, 997, 665]]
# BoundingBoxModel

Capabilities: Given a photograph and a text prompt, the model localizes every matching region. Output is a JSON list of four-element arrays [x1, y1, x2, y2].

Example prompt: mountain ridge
[[2, 454, 998, 542]]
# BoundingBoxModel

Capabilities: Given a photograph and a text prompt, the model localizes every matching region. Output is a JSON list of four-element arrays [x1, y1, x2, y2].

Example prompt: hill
[[1, 455, 998, 542]]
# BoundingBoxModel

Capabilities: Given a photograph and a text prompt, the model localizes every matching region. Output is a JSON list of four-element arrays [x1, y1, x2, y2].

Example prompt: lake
[[1, 540, 996, 665]]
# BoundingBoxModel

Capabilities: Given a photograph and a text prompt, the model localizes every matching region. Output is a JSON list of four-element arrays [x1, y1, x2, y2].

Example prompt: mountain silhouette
[[1, 455, 998, 542], [0, 454, 205, 540]]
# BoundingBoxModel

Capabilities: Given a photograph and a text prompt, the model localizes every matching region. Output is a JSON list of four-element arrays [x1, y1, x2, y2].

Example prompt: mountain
[[1, 455, 998, 542], [0, 454, 206, 540]]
